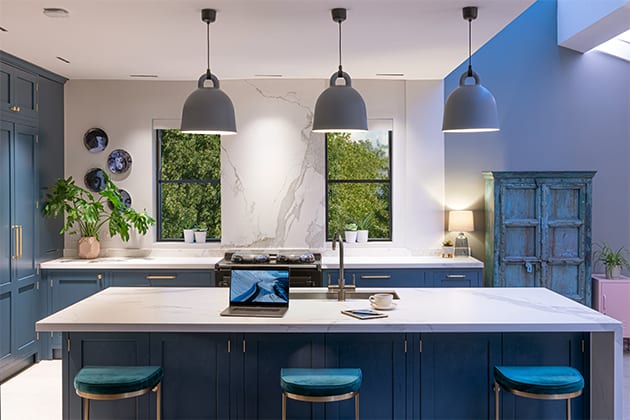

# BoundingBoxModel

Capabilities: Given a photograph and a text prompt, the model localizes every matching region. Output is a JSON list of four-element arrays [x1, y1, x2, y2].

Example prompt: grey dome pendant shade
[[313, 8, 367, 133], [181, 9, 236, 135], [442, 6, 499, 133]]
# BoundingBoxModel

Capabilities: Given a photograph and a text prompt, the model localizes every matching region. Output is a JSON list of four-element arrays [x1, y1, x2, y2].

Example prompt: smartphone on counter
[[341, 309, 388, 320]]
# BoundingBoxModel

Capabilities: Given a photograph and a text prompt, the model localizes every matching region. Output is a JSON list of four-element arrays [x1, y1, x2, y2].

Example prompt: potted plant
[[183, 228, 195, 243], [42, 176, 155, 259], [593, 243, 630, 279], [194, 224, 208, 243], [442, 240, 454, 258], [356, 215, 371, 243], [344, 223, 358, 243]]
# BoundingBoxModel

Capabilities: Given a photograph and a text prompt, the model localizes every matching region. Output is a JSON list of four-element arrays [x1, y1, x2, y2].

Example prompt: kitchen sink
[[289, 289, 399, 300]]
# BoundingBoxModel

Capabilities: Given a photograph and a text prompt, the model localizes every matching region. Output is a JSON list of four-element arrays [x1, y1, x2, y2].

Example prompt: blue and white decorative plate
[[107, 189, 132, 210], [84, 168, 107, 192], [83, 128, 108, 153], [107, 149, 132, 174]]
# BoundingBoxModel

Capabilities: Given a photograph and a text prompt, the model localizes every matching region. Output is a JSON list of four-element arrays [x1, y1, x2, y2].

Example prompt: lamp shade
[[313, 72, 367, 133], [442, 71, 499, 133], [181, 73, 237, 135], [448, 210, 474, 232]]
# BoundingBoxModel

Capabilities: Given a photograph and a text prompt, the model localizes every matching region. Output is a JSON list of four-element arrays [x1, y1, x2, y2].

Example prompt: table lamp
[[448, 210, 474, 257]]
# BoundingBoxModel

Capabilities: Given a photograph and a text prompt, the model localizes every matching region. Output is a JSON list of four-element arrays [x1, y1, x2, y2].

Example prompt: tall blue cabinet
[[0, 51, 65, 381], [484, 171, 595, 306]]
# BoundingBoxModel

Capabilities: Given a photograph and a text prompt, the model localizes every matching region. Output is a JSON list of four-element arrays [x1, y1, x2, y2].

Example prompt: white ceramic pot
[[442, 246, 454, 258], [183, 229, 195, 243], [356, 230, 368, 243], [194, 231, 207, 243], [344, 231, 357, 243], [77, 237, 100, 259]]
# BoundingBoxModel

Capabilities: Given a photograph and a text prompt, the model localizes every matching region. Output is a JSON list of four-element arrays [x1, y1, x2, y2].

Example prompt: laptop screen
[[230, 269, 290, 306]]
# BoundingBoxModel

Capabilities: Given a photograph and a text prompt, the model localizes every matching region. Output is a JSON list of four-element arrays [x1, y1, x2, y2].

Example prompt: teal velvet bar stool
[[280, 368, 363, 420], [493, 366, 584, 420], [74, 366, 163, 420]]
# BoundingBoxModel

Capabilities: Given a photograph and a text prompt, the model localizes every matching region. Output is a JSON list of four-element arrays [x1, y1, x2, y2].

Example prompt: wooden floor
[[2, 351, 630, 419]]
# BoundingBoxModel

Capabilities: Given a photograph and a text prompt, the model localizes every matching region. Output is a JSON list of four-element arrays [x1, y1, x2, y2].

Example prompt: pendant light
[[442, 6, 499, 133], [181, 9, 236, 135], [313, 8, 367, 133]]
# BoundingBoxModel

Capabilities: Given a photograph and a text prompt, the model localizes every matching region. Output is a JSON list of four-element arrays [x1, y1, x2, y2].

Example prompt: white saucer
[[370, 302, 397, 311]]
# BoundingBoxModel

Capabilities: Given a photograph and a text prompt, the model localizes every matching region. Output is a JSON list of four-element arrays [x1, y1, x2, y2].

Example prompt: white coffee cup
[[369, 293, 393, 308]]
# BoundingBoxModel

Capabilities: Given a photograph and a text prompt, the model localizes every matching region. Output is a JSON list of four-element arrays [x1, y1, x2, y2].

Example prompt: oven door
[[213, 267, 321, 287]]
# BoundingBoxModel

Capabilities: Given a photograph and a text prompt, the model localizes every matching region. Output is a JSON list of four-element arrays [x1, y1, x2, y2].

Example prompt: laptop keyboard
[[232, 307, 280, 312]]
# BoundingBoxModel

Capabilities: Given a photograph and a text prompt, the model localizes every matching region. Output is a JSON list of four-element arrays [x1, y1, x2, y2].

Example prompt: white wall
[[64, 78, 445, 254]]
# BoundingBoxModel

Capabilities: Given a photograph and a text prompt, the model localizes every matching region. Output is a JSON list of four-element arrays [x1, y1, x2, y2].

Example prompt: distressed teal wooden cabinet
[[484, 171, 595, 306]]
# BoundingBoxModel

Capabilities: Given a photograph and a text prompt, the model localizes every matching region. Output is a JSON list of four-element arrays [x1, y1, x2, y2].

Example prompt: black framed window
[[325, 130, 392, 241], [156, 129, 221, 241]]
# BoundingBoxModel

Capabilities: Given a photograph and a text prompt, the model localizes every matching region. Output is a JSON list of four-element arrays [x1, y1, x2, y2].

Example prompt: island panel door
[[324, 333, 407, 420], [496, 182, 541, 288], [540, 181, 590, 306], [241, 333, 327, 420]]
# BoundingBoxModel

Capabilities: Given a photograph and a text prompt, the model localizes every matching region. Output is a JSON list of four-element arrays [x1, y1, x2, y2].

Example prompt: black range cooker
[[214, 251, 322, 287]]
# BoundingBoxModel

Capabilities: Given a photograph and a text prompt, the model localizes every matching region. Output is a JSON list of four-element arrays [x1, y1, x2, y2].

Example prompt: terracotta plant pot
[[77, 236, 100, 259]]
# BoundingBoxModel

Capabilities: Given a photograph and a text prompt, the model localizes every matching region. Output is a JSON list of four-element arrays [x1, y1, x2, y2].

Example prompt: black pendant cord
[[206, 20, 212, 79], [337, 20, 343, 76], [466, 17, 473, 77]]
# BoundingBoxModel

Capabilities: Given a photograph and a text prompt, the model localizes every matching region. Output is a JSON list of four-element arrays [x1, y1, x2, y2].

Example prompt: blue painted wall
[[444, 0, 630, 264]]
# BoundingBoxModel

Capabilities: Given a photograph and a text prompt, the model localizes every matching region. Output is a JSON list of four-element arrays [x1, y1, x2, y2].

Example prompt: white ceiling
[[0, 0, 535, 81]]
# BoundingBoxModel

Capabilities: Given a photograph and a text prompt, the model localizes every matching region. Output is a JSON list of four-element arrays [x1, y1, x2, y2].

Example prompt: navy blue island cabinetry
[[323, 268, 481, 288]]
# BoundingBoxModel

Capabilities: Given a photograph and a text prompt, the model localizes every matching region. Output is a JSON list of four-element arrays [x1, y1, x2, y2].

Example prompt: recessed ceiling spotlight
[[376, 73, 404, 77], [56, 56, 70, 63], [130, 74, 158, 78], [253, 74, 283, 78], [43, 8, 70, 18], [0, 26, 7, 32]]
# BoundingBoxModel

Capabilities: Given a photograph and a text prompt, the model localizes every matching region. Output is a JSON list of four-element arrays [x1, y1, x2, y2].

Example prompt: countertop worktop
[[36, 287, 618, 334], [39, 255, 483, 270]]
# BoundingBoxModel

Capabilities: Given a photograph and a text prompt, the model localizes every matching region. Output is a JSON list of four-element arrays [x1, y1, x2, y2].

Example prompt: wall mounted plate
[[107, 149, 132, 174], [84, 168, 107, 192], [107, 189, 132, 210], [83, 128, 108, 153]]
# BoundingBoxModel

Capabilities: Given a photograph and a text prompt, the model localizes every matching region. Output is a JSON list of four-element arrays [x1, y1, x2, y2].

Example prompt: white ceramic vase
[[183, 229, 195, 243], [344, 231, 357, 243], [356, 230, 368, 243], [77, 237, 100, 259], [194, 231, 207, 243]]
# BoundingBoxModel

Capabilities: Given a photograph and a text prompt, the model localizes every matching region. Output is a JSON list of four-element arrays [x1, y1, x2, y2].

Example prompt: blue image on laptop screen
[[230, 269, 289, 304]]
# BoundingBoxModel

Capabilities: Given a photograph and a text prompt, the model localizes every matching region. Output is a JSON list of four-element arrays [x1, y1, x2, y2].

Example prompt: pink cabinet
[[592, 274, 630, 338]]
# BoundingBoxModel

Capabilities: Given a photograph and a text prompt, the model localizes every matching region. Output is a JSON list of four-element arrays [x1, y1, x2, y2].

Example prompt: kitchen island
[[36, 287, 622, 419]]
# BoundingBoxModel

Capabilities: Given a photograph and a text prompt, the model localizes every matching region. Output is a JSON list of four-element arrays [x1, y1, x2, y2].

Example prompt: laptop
[[220, 269, 290, 317]]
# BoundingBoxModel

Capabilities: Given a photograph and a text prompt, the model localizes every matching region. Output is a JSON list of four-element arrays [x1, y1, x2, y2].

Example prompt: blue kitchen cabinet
[[46, 270, 106, 358], [65, 332, 152, 420], [241, 333, 327, 419], [0, 59, 38, 122], [324, 333, 408, 419], [419, 333, 501, 419], [0, 118, 40, 381], [484, 171, 595, 306], [109, 270, 214, 287], [149, 333, 231, 420], [427, 268, 481, 287], [324, 268, 427, 288], [498, 332, 587, 419]]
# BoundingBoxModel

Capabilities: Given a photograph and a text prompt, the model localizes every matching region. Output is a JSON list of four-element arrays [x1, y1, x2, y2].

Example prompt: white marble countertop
[[320, 256, 483, 269], [39, 255, 483, 270], [36, 287, 620, 334]]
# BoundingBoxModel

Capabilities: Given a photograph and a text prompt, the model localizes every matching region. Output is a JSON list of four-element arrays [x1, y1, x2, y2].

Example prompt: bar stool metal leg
[[494, 381, 499, 420], [355, 392, 360, 420], [83, 398, 90, 420], [282, 392, 287, 420], [566, 398, 571, 420]]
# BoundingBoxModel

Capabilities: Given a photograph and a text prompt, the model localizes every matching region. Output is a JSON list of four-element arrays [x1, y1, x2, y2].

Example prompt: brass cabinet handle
[[360, 275, 392, 279], [446, 274, 466, 278], [11, 225, 18, 259], [146, 275, 177, 280], [19, 225, 23, 258], [9, 105, 21, 112]]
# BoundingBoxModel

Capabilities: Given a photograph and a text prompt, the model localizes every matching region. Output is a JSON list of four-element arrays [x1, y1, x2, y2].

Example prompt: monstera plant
[[42, 175, 155, 258]]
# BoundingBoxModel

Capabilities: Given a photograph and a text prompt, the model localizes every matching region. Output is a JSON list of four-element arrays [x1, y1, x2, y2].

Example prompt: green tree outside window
[[157, 129, 221, 241], [326, 131, 392, 240]]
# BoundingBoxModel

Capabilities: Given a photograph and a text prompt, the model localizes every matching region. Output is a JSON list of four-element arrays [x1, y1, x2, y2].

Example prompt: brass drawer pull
[[18, 225, 23, 258], [146, 275, 177, 280], [446, 274, 466, 278], [9, 105, 21, 112], [11, 225, 18, 259], [360, 275, 392, 279]]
